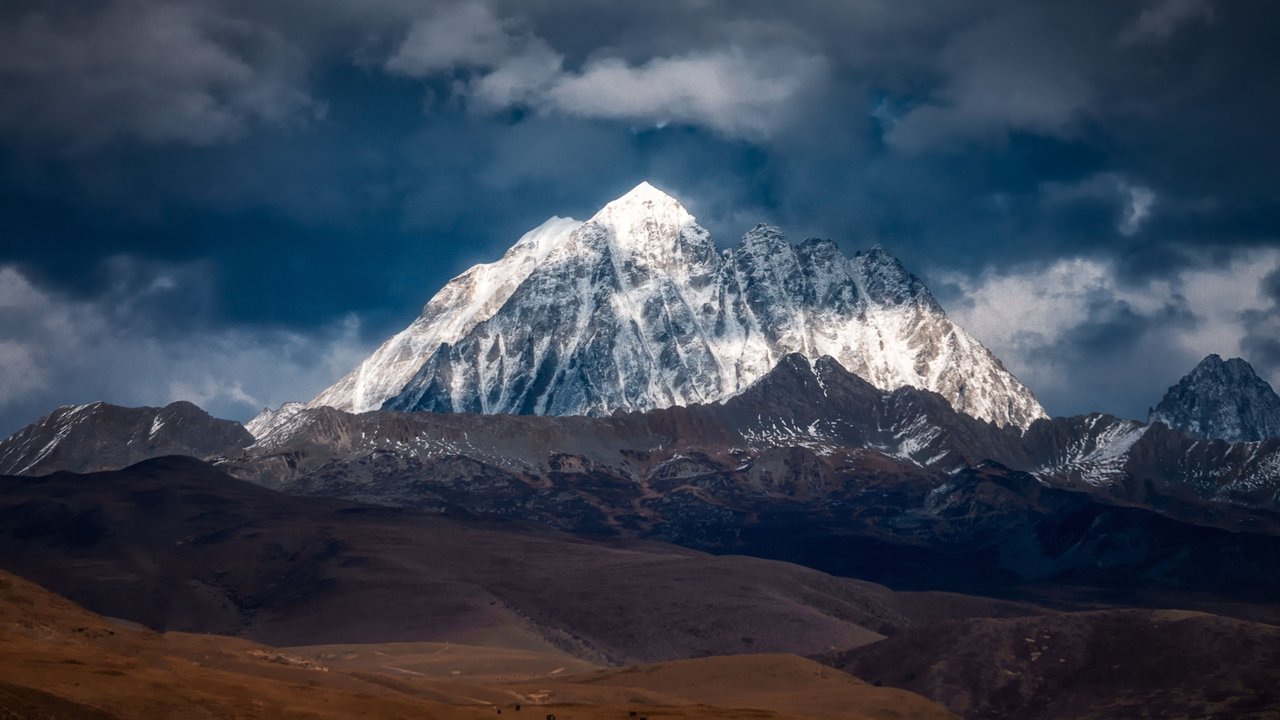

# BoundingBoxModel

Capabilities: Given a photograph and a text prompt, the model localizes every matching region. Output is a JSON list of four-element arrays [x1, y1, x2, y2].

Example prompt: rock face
[[0, 401, 253, 476], [1150, 354, 1280, 442], [244, 401, 307, 440], [314, 182, 1047, 428]]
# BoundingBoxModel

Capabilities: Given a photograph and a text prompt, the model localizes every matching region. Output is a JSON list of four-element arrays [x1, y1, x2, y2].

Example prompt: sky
[[2, 0, 1279, 435]]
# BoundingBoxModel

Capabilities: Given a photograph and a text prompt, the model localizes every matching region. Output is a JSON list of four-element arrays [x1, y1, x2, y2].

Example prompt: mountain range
[[6, 352, 1280, 597], [4, 182, 1280, 719]]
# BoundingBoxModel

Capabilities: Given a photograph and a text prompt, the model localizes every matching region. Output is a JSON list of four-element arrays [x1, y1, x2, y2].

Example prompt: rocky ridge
[[1150, 354, 1280, 442], [0, 400, 252, 476]]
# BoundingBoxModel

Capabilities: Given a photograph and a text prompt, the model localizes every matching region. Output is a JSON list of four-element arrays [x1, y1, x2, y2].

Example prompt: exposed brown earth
[[0, 567, 956, 720]]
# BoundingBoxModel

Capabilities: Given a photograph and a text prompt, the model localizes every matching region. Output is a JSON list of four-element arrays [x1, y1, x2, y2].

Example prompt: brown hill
[[510, 653, 958, 720], [0, 456, 1024, 665], [0, 567, 493, 719], [0, 567, 956, 720], [823, 609, 1280, 720]]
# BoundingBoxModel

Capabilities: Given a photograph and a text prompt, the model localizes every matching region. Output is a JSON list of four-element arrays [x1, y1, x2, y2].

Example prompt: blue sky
[[1, 0, 1279, 434]]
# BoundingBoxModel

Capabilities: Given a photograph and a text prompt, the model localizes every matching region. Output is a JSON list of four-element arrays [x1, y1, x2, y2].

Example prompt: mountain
[[311, 182, 1046, 428], [1149, 354, 1280, 442], [0, 400, 253, 475]]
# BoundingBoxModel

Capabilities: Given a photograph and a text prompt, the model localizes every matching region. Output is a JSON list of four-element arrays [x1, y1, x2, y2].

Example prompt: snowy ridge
[[1033, 415, 1148, 487], [0, 403, 103, 475], [0, 400, 253, 476], [316, 182, 1047, 428], [739, 414, 845, 457], [245, 401, 308, 440], [310, 216, 583, 413]]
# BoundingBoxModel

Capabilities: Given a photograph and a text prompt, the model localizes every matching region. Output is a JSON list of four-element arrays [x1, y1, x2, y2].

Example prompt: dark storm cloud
[[0, 1, 322, 148], [1, 0, 1279, 431], [1242, 267, 1280, 375], [1025, 294, 1200, 417]]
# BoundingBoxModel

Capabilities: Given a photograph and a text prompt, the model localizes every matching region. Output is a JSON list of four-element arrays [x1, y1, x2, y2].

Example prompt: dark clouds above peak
[[1, 0, 1279, 433]]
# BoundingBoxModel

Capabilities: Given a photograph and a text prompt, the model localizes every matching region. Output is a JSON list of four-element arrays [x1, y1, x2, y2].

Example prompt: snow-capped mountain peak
[[1150, 354, 1280, 442], [578, 181, 709, 273], [313, 182, 1048, 428], [591, 181, 695, 232]]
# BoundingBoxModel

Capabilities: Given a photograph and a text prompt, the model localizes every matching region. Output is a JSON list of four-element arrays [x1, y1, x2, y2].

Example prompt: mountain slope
[[0, 566, 959, 720], [0, 400, 252, 475], [313, 182, 1046, 428], [1149, 354, 1280, 441], [0, 455, 981, 664], [311, 216, 583, 415], [0, 567, 492, 720], [824, 609, 1280, 720]]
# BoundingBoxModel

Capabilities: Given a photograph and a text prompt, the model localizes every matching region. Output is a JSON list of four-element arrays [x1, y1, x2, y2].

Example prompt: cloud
[[1121, 0, 1215, 44], [1118, 183, 1157, 236], [533, 48, 826, 140], [383, 1, 826, 140], [0, 262, 372, 436], [1241, 266, 1280, 373], [940, 248, 1280, 418], [1038, 172, 1159, 238], [384, 2, 517, 76], [885, 7, 1095, 153], [0, 1, 321, 149]]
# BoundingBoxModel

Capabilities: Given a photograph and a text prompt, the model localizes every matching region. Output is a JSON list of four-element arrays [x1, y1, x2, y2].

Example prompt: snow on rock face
[[314, 182, 1048, 428], [245, 401, 308, 440], [309, 216, 583, 413], [0, 401, 253, 476], [1150, 354, 1280, 442]]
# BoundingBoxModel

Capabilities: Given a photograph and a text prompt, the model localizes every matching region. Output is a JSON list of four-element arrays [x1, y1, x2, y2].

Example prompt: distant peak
[[739, 224, 787, 250], [1150, 353, 1280, 441], [1190, 354, 1258, 379], [601, 181, 685, 212], [587, 182, 700, 254], [860, 243, 893, 259], [779, 351, 814, 368]]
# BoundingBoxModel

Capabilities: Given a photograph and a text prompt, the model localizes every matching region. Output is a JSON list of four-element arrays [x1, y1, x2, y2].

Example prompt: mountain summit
[[1149, 354, 1280, 442], [311, 182, 1046, 428]]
